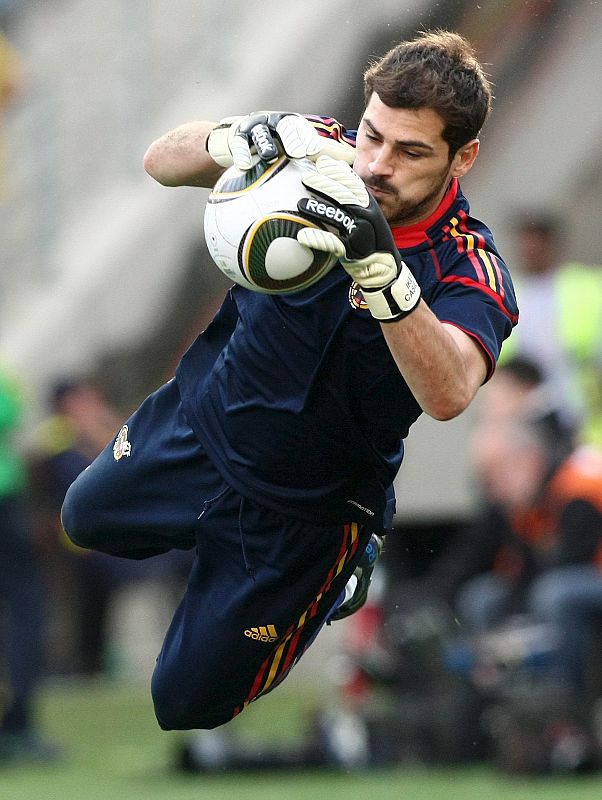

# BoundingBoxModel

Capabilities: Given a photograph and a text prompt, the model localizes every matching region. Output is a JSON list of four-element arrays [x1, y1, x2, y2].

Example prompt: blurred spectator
[[0, 362, 58, 762], [0, 23, 22, 192], [474, 353, 552, 422], [500, 211, 602, 445], [29, 378, 127, 675], [29, 377, 193, 676], [452, 356, 575, 630], [0, 26, 19, 106], [458, 410, 602, 696], [449, 393, 602, 772]]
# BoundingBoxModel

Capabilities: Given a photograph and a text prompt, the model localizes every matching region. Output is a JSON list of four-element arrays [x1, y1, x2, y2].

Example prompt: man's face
[[353, 93, 477, 226], [470, 426, 545, 512], [515, 229, 558, 275]]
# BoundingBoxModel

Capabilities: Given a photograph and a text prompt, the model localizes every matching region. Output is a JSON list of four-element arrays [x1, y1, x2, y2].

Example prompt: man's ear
[[451, 139, 479, 178]]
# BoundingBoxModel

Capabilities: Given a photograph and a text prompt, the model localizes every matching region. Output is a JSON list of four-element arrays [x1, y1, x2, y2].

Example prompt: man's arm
[[298, 155, 490, 420], [381, 306, 488, 420], [143, 113, 356, 188], [143, 121, 223, 188]]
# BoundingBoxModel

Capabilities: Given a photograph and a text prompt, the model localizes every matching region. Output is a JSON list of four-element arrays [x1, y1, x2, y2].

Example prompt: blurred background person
[[442, 357, 602, 772], [0, 17, 21, 193], [500, 211, 602, 446], [459, 408, 602, 698], [29, 377, 128, 676], [453, 357, 574, 632], [0, 361, 58, 763], [29, 377, 193, 677], [0, 25, 20, 111]]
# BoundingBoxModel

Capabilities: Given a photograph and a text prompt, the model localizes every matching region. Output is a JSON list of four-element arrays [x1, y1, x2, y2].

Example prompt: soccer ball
[[203, 156, 339, 294]]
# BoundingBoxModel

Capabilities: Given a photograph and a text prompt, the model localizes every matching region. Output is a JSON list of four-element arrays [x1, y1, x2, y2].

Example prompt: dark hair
[[511, 210, 564, 241], [49, 376, 96, 411], [363, 30, 493, 157], [496, 355, 544, 388], [497, 356, 576, 464]]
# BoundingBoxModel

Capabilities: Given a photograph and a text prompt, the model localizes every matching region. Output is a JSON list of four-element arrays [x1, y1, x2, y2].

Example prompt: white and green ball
[[204, 156, 338, 294]]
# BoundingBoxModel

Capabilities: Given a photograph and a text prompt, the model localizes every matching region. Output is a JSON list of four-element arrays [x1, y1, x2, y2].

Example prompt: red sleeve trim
[[440, 274, 519, 325]]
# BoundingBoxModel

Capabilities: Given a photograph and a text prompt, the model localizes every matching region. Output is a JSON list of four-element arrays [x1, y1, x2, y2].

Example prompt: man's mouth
[[365, 182, 392, 198]]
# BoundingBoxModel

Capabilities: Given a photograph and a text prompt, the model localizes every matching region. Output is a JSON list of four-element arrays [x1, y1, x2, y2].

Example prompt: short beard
[[366, 161, 454, 226], [384, 175, 451, 226]]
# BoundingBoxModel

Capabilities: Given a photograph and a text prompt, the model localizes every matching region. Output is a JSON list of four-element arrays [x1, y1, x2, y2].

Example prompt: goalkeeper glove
[[329, 533, 385, 622], [297, 156, 421, 322], [206, 112, 355, 171]]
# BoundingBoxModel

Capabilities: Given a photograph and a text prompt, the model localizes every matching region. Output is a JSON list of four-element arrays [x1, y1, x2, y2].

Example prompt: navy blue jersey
[[176, 118, 518, 527]]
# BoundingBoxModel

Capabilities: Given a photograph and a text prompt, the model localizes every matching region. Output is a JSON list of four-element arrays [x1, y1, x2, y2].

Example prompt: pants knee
[[61, 476, 97, 551], [151, 673, 236, 731]]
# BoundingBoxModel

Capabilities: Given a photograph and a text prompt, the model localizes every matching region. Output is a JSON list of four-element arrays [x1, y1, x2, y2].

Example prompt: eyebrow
[[364, 118, 435, 152]]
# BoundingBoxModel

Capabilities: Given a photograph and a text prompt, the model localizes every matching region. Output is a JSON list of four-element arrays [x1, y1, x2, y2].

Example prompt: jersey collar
[[390, 178, 459, 249]]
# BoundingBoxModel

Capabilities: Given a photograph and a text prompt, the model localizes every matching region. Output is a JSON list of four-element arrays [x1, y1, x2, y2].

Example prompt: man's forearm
[[143, 121, 224, 188], [381, 301, 488, 421]]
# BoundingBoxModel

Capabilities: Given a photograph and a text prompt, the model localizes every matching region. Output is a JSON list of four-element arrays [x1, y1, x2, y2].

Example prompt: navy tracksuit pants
[[61, 379, 369, 730]]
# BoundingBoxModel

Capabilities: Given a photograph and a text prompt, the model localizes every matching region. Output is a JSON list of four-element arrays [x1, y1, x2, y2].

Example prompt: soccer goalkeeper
[[61, 30, 518, 731]]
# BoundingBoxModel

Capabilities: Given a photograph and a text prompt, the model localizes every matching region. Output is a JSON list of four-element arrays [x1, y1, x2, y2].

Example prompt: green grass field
[[2, 678, 602, 800]]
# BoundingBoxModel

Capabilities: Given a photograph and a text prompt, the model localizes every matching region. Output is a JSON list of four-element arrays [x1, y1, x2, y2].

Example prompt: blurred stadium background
[[1, 0, 602, 795]]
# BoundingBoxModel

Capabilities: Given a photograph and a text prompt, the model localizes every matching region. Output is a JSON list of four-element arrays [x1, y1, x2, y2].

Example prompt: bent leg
[[151, 490, 370, 730], [61, 379, 226, 559]]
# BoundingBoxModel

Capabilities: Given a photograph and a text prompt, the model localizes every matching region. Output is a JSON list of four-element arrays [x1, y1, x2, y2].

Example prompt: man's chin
[[374, 195, 397, 220], [361, 184, 407, 223]]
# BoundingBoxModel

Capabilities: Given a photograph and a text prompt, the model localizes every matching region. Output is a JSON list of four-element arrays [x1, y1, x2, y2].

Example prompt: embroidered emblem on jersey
[[113, 425, 132, 461], [348, 281, 368, 311], [244, 625, 278, 643]]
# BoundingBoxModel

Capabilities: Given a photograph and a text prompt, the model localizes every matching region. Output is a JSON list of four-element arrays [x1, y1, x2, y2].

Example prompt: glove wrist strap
[[363, 262, 421, 322], [206, 124, 234, 168]]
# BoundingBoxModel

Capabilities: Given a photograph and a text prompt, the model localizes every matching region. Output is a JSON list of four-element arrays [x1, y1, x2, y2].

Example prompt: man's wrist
[[362, 262, 421, 322], [206, 123, 234, 168], [206, 116, 247, 168]]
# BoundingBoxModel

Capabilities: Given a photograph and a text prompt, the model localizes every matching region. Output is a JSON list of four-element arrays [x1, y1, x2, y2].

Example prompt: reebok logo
[[244, 625, 278, 643], [302, 197, 357, 234]]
